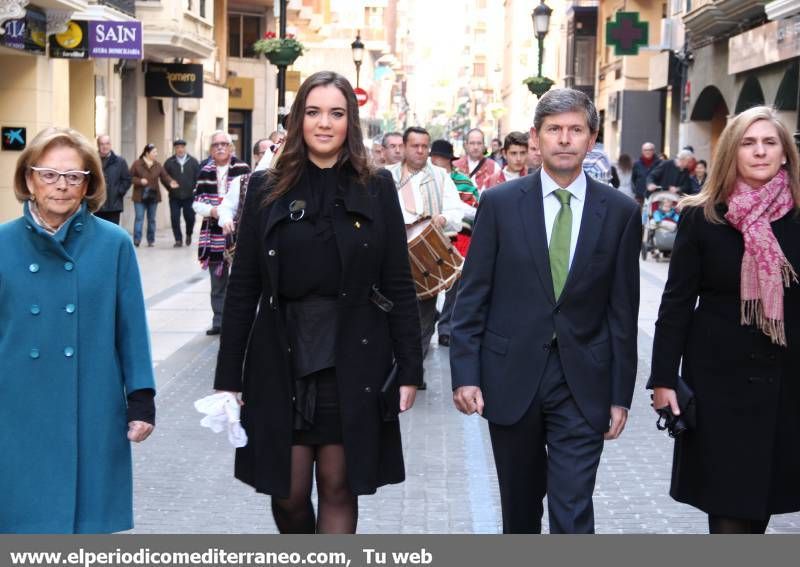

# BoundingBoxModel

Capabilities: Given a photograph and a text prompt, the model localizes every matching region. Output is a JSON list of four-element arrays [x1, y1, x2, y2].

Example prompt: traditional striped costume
[[193, 156, 251, 274]]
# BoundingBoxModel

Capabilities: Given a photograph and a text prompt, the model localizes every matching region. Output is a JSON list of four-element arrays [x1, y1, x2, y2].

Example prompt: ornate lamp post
[[351, 31, 365, 88], [532, 0, 552, 78], [524, 0, 554, 98]]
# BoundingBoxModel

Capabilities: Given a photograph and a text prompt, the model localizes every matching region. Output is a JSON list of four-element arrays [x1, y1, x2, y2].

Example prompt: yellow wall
[[0, 53, 95, 223], [69, 60, 95, 140]]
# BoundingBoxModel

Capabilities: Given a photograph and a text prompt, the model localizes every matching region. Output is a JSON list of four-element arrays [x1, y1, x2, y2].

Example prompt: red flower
[[286, 33, 295, 39], [264, 31, 276, 39]]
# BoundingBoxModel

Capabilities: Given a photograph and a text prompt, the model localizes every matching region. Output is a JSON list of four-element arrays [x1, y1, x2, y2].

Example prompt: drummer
[[385, 127, 464, 378]]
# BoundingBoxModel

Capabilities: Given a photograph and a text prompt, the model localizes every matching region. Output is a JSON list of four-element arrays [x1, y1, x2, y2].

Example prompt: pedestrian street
[[129, 228, 800, 534]]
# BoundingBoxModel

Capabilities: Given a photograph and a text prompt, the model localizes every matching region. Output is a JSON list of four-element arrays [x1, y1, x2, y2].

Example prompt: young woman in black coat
[[649, 106, 800, 533], [214, 71, 423, 533]]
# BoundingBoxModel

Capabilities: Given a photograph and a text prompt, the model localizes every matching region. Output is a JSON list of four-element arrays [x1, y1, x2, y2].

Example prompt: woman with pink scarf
[[648, 106, 800, 533]]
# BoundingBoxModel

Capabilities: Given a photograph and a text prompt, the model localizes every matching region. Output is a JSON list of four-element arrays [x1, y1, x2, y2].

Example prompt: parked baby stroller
[[641, 190, 681, 261]]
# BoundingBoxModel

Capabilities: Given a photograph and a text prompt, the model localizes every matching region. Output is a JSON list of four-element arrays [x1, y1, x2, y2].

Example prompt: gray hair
[[676, 149, 694, 160], [533, 88, 599, 133], [209, 130, 233, 147]]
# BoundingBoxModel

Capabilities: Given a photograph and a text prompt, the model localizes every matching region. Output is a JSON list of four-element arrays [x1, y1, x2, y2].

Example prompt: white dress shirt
[[540, 167, 587, 270], [386, 162, 464, 235]]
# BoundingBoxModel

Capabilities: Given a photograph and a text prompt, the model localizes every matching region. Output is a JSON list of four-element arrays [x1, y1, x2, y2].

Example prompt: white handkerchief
[[194, 392, 248, 448]]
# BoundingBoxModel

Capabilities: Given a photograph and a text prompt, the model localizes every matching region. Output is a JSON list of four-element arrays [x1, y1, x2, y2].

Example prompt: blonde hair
[[683, 106, 800, 223], [14, 127, 106, 213]]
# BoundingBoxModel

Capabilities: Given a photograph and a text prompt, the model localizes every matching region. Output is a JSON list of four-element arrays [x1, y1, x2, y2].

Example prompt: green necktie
[[549, 189, 572, 300]]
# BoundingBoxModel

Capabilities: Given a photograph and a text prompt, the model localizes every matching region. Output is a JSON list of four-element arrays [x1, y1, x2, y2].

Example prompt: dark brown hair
[[265, 71, 371, 204], [617, 153, 633, 172], [503, 131, 528, 151]]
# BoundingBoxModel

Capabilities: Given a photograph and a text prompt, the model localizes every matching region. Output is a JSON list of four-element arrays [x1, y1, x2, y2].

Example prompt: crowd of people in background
[[3, 70, 799, 538]]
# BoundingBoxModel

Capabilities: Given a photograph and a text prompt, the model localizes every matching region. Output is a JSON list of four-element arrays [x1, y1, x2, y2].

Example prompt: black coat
[[163, 154, 201, 200], [650, 205, 800, 520], [646, 159, 692, 194], [631, 157, 661, 199], [214, 167, 423, 497], [99, 151, 132, 212]]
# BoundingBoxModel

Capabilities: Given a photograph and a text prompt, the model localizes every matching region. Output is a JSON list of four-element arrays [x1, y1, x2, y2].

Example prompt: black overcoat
[[650, 205, 800, 520], [214, 167, 423, 497]]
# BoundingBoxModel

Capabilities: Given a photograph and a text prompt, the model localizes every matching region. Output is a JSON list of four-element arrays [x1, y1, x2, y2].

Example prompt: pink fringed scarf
[[724, 168, 798, 346]]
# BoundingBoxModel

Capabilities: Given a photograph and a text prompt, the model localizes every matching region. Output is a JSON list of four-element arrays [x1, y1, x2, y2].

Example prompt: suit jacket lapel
[[559, 175, 607, 303], [519, 172, 556, 305]]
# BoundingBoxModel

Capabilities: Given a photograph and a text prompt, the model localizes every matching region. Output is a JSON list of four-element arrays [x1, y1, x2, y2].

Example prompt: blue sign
[[1, 8, 46, 55], [2, 127, 27, 151]]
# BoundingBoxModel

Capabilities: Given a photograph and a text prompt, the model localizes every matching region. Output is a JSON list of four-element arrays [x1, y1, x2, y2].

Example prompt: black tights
[[708, 514, 770, 534], [270, 444, 358, 534]]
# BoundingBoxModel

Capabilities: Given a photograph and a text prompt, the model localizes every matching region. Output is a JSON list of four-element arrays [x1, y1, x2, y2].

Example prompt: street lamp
[[532, 0, 552, 78], [351, 31, 365, 88]]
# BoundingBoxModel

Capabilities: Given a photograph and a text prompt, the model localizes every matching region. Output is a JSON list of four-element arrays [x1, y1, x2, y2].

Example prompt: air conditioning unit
[[608, 92, 621, 123], [661, 18, 675, 51]]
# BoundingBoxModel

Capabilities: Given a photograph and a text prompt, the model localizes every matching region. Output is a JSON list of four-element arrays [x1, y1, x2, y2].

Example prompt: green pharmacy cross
[[606, 11, 649, 56]]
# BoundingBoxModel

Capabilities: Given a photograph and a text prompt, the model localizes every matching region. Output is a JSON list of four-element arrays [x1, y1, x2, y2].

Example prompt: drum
[[406, 220, 464, 300]]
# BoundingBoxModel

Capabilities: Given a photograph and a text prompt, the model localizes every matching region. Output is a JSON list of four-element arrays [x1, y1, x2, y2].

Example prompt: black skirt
[[292, 368, 343, 446]]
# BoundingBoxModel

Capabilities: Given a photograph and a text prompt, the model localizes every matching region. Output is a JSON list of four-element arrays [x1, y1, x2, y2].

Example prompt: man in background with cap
[[163, 139, 200, 247]]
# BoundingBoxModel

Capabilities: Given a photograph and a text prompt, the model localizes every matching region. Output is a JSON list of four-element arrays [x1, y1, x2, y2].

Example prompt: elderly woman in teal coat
[[0, 127, 156, 533]]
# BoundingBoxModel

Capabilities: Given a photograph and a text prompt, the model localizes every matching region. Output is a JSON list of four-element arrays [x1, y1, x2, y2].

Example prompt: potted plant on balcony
[[523, 75, 555, 98], [252, 31, 305, 67]]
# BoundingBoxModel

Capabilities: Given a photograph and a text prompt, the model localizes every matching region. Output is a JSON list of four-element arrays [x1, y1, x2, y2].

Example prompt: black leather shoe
[[185, 235, 192, 246], [133, 240, 140, 247], [205, 326, 221, 336], [417, 381, 428, 391], [438, 334, 450, 346], [173, 241, 182, 248]]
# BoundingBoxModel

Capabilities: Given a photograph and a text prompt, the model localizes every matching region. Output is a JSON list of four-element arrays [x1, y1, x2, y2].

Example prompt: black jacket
[[99, 151, 132, 213], [631, 157, 661, 199], [214, 167, 423, 497], [646, 159, 692, 194], [649, 206, 800, 520], [163, 154, 201, 200], [450, 171, 641, 432]]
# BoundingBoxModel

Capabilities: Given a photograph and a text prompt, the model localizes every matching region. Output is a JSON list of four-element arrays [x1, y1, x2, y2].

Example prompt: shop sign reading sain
[[145, 63, 204, 98], [89, 21, 142, 59], [44, 19, 142, 59]]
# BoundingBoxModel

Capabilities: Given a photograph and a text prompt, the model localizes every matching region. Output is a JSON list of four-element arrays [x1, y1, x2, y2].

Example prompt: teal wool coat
[[0, 203, 155, 533]]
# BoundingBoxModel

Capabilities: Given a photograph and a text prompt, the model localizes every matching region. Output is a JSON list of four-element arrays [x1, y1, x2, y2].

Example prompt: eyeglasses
[[29, 166, 90, 186], [211, 142, 230, 149]]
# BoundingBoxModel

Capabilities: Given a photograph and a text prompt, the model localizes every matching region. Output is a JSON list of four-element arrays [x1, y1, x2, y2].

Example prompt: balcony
[[683, 0, 770, 40], [135, 0, 215, 60], [766, 0, 800, 20]]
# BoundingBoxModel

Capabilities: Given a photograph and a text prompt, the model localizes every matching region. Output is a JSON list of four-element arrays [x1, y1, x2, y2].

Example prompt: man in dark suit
[[450, 88, 641, 534]]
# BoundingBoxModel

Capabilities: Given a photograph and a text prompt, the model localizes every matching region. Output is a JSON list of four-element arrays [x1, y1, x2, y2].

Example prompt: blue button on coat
[[0, 203, 155, 533]]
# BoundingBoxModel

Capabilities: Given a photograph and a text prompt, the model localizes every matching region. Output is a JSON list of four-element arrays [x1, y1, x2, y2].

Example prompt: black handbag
[[141, 186, 157, 203], [655, 375, 696, 437], [379, 363, 400, 422]]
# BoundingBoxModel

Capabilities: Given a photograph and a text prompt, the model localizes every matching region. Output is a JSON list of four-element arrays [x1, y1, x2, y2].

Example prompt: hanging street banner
[[49, 20, 89, 59], [88, 21, 143, 59], [145, 63, 204, 98], [606, 11, 649, 56], [1, 7, 47, 55]]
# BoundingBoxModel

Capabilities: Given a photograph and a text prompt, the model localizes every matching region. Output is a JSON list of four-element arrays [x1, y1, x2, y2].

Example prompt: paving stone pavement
[[130, 245, 800, 534]]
